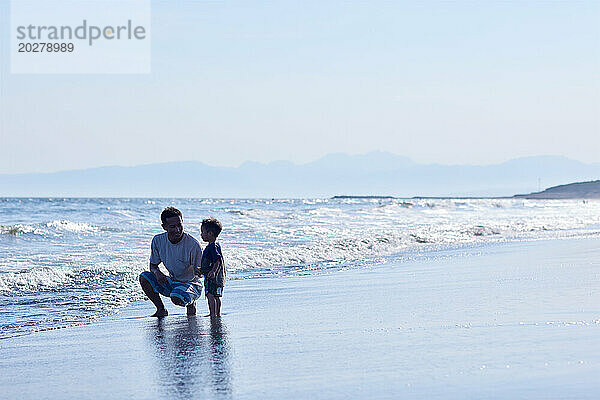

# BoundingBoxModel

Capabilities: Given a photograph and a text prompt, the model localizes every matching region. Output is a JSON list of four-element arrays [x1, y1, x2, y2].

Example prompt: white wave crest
[[307, 207, 345, 216], [225, 208, 286, 219], [0, 220, 100, 237], [0, 224, 44, 236], [0, 267, 74, 294], [225, 232, 412, 273], [45, 220, 99, 233]]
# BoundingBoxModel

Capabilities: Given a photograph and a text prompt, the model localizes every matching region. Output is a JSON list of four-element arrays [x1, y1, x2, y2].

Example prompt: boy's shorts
[[204, 278, 224, 297], [140, 271, 202, 306]]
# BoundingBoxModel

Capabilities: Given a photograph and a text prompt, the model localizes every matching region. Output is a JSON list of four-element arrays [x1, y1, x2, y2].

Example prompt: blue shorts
[[140, 271, 203, 306], [204, 278, 224, 297]]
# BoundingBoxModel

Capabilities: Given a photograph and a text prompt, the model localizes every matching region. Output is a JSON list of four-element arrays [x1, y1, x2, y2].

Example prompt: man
[[139, 207, 203, 316]]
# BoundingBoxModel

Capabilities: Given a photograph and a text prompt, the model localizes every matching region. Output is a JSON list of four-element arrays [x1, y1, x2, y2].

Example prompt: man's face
[[162, 215, 184, 243]]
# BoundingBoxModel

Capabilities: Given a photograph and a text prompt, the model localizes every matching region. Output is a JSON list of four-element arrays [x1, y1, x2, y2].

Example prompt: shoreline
[[1, 237, 599, 399]]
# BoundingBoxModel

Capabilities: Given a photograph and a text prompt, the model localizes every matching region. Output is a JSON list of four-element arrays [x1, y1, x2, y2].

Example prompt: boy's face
[[162, 215, 184, 243], [201, 226, 215, 242]]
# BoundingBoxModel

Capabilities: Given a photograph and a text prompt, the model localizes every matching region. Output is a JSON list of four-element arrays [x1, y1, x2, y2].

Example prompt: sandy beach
[[1, 237, 599, 399]]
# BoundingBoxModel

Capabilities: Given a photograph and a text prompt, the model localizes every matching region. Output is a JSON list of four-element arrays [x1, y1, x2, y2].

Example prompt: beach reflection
[[148, 317, 232, 399]]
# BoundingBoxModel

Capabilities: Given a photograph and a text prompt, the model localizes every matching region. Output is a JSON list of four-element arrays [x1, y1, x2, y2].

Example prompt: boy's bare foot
[[151, 308, 168, 317], [186, 303, 196, 316]]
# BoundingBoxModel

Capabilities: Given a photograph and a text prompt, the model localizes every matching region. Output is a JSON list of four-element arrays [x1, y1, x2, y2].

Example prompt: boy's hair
[[202, 218, 222, 237], [161, 207, 183, 223]]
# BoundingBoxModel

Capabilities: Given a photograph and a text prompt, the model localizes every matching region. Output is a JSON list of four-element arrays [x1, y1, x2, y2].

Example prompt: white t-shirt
[[149, 232, 203, 282]]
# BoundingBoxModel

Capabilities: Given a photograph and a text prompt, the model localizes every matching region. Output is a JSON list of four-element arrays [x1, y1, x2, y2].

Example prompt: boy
[[200, 218, 225, 318], [139, 207, 203, 317]]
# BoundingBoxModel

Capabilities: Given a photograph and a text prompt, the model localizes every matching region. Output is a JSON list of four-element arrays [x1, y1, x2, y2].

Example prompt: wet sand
[[1, 238, 599, 399]]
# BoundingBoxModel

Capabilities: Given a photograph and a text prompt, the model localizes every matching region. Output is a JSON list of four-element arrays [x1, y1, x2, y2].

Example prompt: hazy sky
[[0, 1, 599, 174]]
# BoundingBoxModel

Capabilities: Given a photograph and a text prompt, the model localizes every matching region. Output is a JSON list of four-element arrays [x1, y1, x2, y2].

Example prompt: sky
[[0, 0, 599, 174]]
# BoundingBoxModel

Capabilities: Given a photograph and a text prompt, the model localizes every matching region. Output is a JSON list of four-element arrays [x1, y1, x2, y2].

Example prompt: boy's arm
[[206, 258, 222, 279]]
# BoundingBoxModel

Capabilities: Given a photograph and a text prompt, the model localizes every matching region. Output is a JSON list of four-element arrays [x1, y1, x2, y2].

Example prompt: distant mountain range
[[1, 152, 599, 197]]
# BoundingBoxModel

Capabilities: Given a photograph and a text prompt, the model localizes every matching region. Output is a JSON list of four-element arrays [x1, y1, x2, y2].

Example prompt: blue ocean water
[[1, 197, 599, 339]]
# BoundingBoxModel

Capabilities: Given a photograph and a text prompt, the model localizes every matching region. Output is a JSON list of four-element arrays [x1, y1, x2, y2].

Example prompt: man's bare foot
[[151, 308, 168, 317], [186, 303, 196, 316]]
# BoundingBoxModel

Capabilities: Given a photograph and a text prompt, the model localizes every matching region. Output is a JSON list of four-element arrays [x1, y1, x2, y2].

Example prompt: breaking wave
[[0, 220, 102, 237]]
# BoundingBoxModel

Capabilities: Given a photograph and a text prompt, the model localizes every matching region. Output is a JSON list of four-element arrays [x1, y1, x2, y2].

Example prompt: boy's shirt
[[201, 242, 225, 286], [150, 232, 203, 282]]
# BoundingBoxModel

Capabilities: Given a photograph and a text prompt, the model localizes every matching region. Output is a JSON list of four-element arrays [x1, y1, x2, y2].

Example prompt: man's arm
[[149, 236, 168, 285], [192, 244, 203, 278], [150, 262, 168, 285]]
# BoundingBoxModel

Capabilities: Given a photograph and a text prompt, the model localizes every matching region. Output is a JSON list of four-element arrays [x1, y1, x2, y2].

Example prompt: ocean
[[1, 197, 599, 339]]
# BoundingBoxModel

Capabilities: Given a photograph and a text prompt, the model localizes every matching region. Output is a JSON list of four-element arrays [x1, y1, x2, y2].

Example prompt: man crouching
[[139, 207, 203, 317]]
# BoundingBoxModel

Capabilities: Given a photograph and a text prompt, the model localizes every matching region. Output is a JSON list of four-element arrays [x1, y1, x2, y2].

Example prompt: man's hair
[[161, 207, 183, 224], [202, 218, 222, 237]]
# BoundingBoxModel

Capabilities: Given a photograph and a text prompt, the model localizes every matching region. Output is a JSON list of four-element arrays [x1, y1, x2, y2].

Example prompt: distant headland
[[514, 180, 600, 199], [332, 180, 600, 200]]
